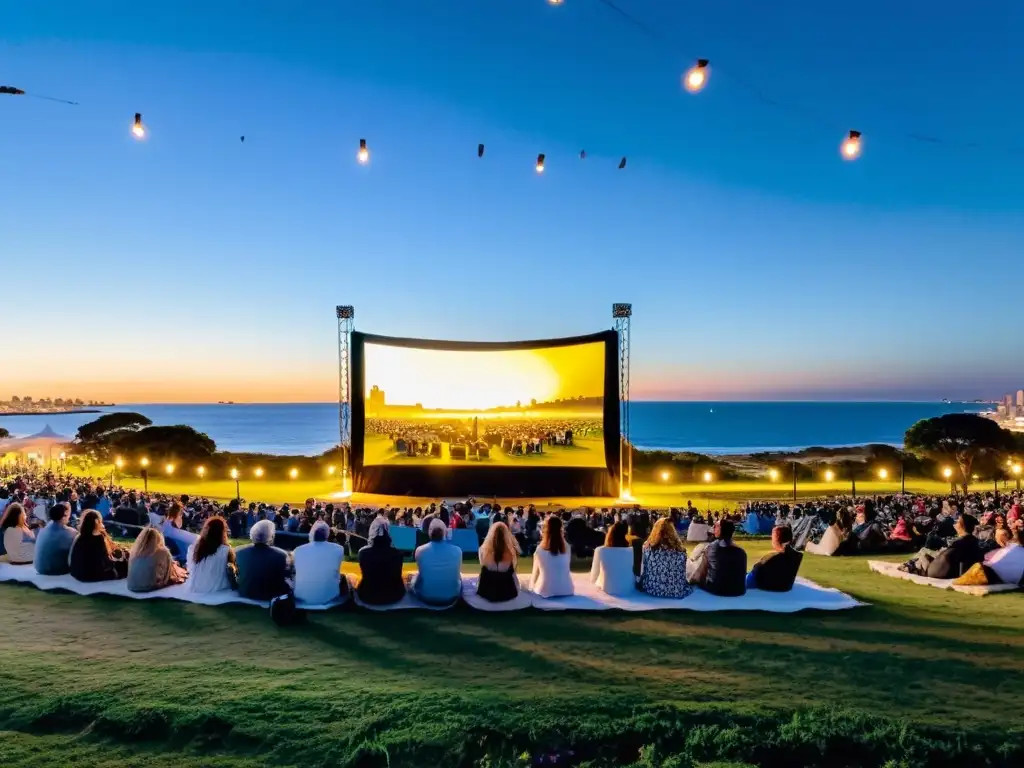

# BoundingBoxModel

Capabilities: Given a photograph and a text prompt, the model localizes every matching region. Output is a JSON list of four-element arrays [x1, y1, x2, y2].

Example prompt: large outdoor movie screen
[[362, 340, 605, 468]]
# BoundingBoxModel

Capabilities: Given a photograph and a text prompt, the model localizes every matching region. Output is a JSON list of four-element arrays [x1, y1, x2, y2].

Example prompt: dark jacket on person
[[235, 542, 291, 600], [926, 534, 983, 580], [69, 535, 126, 582], [749, 545, 803, 592], [357, 537, 406, 605], [702, 540, 747, 597]]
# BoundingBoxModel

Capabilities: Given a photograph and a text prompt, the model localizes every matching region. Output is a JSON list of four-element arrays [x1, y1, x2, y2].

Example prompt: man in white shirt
[[292, 521, 348, 605]]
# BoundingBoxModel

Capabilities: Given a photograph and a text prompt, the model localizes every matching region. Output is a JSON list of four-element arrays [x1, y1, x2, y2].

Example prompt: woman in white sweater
[[590, 521, 637, 596], [185, 517, 237, 594], [1, 503, 36, 565], [530, 516, 574, 598]]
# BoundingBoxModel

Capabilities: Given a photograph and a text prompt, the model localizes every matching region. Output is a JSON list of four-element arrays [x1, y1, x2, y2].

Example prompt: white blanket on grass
[[0, 563, 350, 611], [0, 563, 863, 612], [867, 560, 1021, 597]]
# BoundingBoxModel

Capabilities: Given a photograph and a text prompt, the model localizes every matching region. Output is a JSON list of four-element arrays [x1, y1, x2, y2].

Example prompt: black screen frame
[[350, 330, 620, 498]]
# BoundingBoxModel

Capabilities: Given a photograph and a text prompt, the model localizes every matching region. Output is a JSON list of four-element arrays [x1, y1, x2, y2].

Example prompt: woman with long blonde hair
[[638, 517, 693, 599], [127, 526, 187, 593], [476, 521, 520, 603]]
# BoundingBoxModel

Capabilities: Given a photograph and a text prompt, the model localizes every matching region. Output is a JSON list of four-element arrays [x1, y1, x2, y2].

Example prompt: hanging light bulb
[[683, 59, 710, 93], [618, 157, 627, 169], [548, 0, 564, 5], [132, 113, 145, 139], [478, 143, 485, 158], [841, 130, 862, 160], [579, 150, 587, 160], [536, 153, 546, 173], [357, 138, 369, 164]]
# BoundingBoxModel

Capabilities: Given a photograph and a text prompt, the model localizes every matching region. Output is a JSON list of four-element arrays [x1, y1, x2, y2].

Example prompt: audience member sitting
[[409, 518, 462, 606], [162, 502, 199, 564], [627, 512, 652, 578], [185, 516, 237, 594], [590, 521, 636, 597], [901, 514, 983, 579], [806, 507, 853, 556], [746, 525, 803, 592], [127, 526, 187, 593], [1, 502, 36, 565], [34, 502, 76, 575], [638, 518, 693, 599], [848, 501, 890, 554], [982, 524, 1024, 585], [294, 520, 349, 605], [689, 520, 747, 596], [357, 517, 406, 605], [530, 515, 574, 598], [476, 521, 520, 603], [235, 519, 292, 601], [69, 510, 129, 582]]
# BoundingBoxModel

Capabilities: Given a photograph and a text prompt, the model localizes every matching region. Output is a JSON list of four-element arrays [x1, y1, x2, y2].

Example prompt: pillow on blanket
[[952, 562, 997, 586]]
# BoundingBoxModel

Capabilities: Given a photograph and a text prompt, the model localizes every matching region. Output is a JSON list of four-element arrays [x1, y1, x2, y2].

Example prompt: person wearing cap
[[293, 520, 349, 605], [409, 518, 462, 606], [357, 516, 406, 605]]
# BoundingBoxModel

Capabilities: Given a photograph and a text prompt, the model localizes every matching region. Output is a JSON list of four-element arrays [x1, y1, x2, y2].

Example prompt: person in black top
[[357, 517, 406, 605], [925, 513, 983, 579], [690, 519, 747, 596], [746, 525, 803, 592], [235, 520, 292, 600]]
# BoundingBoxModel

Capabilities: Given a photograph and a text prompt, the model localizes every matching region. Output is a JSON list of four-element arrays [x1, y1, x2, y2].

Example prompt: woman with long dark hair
[[530, 516, 574, 598], [589, 521, 636, 596], [185, 516, 237, 593], [70, 510, 129, 582], [1, 502, 36, 565]]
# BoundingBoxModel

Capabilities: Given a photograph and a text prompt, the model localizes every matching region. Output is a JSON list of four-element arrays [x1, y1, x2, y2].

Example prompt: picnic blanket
[[0, 562, 350, 611], [867, 560, 1021, 597], [0, 563, 864, 612]]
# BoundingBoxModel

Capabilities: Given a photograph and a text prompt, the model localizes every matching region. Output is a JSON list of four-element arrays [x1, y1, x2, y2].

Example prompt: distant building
[[367, 385, 386, 415], [1017, 389, 1024, 407]]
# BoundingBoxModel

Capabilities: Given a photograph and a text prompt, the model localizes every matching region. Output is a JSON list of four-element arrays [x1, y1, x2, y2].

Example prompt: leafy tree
[[76, 412, 153, 444], [904, 414, 1016, 491], [0, 428, 9, 440], [10, 396, 19, 403], [115, 425, 216, 462]]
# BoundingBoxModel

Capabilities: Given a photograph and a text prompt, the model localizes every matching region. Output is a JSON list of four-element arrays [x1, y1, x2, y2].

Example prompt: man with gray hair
[[409, 517, 463, 606], [292, 520, 349, 605], [235, 519, 292, 601]]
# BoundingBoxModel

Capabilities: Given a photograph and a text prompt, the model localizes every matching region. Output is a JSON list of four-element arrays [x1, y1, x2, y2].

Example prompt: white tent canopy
[[0, 424, 71, 463]]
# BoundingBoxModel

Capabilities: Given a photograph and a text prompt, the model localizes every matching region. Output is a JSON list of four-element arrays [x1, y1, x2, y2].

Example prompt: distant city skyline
[[5, 1, 1023, 401]]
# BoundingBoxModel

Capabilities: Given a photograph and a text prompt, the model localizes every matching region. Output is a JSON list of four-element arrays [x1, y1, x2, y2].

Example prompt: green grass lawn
[[0, 541, 1021, 767], [75, 464, 1008, 511]]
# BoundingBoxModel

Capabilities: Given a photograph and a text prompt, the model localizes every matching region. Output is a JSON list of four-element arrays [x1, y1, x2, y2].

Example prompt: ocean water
[[0, 402, 989, 456]]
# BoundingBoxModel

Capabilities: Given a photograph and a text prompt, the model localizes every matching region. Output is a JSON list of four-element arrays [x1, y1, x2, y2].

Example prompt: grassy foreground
[[0, 542, 1022, 767]]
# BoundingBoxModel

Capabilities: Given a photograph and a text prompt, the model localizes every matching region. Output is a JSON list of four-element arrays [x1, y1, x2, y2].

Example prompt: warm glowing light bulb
[[289, 468, 299, 479], [59, 451, 66, 460], [115, 457, 124, 469], [683, 59, 710, 93], [132, 113, 145, 139], [358, 139, 369, 164], [535, 153, 546, 173], [165, 463, 175, 475], [230, 468, 239, 480], [942, 467, 953, 479], [769, 469, 779, 481], [660, 470, 670, 482], [254, 467, 264, 478], [841, 130, 862, 160], [548, 0, 563, 4], [878, 468, 888, 480], [824, 469, 835, 482], [197, 465, 206, 477], [327, 465, 337, 475], [702, 471, 713, 483], [140, 457, 150, 467], [1012, 464, 1022, 475]]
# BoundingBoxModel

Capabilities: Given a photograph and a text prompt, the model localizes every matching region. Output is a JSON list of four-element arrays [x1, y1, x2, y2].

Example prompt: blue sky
[[2, 0, 1022, 402]]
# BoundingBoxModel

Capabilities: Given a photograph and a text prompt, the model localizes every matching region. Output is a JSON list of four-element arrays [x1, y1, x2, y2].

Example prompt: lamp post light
[[197, 465, 206, 480], [791, 461, 798, 502], [1013, 463, 1022, 491], [289, 468, 299, 480], [114, 456, 124, 487], [943, 467, 954, 494], [140, 457, 150, 492], [254, 467, 264, 479], [230, 468, 240, 500]]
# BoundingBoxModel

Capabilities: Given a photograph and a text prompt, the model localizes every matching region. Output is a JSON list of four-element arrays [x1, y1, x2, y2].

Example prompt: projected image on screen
[[362, 341, 605, 467]]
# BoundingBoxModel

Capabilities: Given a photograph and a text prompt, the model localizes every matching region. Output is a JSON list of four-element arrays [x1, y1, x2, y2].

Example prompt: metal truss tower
[[336, 305, 355, 493], [613, 303, 632, 499]]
